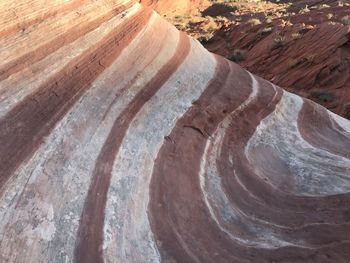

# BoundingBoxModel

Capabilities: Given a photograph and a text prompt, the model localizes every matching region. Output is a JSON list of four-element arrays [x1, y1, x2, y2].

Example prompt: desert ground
[[164, 0, 350, 118]]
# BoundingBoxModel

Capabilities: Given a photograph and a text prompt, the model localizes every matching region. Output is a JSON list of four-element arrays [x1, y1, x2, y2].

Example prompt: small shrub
[[292, 33, 302, 39], [216, 16, 227, 21], [318, 4, 330, 9], [248, 18, 261, 26], [307, 54, 316, 63], [311, 90, 333, 103], [299, 26, 312, 34], [327, 13, 334, 20], [265, 17, 273, 23], [198, 33, 215, 44], [229, 49, 247, 62], [341, 16, 350, 26], [344, 103, 350, 118], [272, 35, 285, 49], [173, 14, 190, 21], [299, 5, 310, 14], [175, 23, 189, 31], [288, 58, 300, 68], [338, 1, 350, 6], [262, 27, 273, 33]]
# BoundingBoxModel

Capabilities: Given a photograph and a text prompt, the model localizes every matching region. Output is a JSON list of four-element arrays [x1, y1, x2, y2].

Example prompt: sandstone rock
[[1, 1, 350, 262], [204, 1, 350, 118]]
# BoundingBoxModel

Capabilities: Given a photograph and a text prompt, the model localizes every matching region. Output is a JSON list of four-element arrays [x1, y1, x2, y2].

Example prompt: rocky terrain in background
[[141, 0, 210, 15], [165, 0, 350, 118], [1, 0, 350, 262]]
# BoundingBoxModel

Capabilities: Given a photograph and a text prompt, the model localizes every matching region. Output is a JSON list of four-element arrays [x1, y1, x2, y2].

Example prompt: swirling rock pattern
[[1, 0, 350, 262]]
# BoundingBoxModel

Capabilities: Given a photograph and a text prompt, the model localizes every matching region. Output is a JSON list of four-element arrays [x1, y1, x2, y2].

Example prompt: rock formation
[[1, 0, 350, 262], [141, 0, 209, 15], [201, 0, 350, 118]]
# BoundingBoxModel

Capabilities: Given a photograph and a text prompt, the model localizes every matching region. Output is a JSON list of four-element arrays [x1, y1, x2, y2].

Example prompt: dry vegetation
[[162, 0, 350, 119], [163, 0, 291, 44]]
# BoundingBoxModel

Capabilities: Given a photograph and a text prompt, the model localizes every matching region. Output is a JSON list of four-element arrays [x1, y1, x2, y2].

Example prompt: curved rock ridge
[[1, 0, 350, 262]]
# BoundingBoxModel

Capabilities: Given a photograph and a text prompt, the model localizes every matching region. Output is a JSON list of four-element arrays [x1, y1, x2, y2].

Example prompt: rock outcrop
[[141, 0, 209, 15], [1, 0, 350, 262], [203, 1, 350, 118]]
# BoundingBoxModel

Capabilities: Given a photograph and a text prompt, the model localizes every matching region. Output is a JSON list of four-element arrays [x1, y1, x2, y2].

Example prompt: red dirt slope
[[204, 0, 350, 118]]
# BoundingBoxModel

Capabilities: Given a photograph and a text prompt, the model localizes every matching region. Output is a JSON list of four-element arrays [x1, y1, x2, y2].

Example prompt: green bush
[[311, 90, 333, 103], [229, 49, 246, 62], [345, 103, 350, 117], [272, 35, 285, 49], [341, 16, 350, 25]]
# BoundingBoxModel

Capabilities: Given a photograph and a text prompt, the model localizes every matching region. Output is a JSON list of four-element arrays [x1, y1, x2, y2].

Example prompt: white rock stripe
[[0, 8, 171, 263], [246, 92, 350, 196], [103, 38, 216, 263], [1, 0, 350, 263], [0, 3, 141, 119], [198, 73, 297, 249]]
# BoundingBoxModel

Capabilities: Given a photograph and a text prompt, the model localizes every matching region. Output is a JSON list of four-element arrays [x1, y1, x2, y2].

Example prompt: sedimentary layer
[[1, 1, 350, 262]]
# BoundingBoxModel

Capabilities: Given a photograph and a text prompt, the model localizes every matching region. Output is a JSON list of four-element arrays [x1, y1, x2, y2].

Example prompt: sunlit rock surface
[[1, 0, 350, 262], [141, 0, 209, 14]]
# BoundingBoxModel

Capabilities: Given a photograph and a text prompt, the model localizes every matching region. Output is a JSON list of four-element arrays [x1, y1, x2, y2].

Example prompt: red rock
[[204, 2, 350, 118], [1, 1, 350, 262]]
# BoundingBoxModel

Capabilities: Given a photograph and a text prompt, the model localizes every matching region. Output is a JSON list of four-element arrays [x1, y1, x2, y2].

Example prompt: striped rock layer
[[1, 1, 350, 262]]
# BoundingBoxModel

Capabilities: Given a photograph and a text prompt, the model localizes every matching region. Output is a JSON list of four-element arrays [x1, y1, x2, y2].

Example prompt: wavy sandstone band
[[1, 0, 350, 262]]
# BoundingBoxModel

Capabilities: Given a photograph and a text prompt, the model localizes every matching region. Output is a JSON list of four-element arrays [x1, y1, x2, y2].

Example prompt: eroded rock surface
[[141, 0, 209, 15], [203, 0, 350, 118], [1, 1, 350, 262]]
